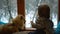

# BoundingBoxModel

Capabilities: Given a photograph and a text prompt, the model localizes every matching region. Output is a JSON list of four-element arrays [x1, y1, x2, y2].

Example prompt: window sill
[[24, 28, 36, 31]]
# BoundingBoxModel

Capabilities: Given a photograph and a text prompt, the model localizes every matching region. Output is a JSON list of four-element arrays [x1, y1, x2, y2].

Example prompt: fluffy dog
[[12, 15, 25, 30], [0, 15, 25, 34]]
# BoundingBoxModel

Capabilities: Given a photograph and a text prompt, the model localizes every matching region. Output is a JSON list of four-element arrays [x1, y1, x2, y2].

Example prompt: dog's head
[[12, 15, 25, 30]]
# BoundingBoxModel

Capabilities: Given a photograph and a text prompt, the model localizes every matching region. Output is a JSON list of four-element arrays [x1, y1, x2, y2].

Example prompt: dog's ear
[[19, 15, 26, 24], [20, 16, 23, 20], [19, 15, 24, 20]]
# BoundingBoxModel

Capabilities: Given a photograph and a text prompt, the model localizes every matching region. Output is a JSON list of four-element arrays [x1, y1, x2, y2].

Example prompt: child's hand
[[30, 21, 34, 25], [30, 21, 33, 23], [30, 21, 35, 28]]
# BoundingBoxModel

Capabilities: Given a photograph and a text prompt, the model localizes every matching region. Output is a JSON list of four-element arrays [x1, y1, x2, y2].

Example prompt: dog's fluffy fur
[[0, 15, 25, 34], [12, 15, 25, 30]]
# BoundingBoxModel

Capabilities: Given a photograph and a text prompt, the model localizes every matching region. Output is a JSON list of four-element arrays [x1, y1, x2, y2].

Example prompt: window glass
[[25, 0, 58, 28], [0, 0, 17, 24]]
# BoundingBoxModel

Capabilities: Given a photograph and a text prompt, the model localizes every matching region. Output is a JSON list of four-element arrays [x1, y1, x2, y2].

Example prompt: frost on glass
[[0, 0, 17, 23], [25, 0, 58, 28]]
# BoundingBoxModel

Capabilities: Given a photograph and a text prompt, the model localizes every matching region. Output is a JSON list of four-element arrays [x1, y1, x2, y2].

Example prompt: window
[[25, 0, 58, 28], [0, 0, 17, 24], [0, 0, 58, 28]]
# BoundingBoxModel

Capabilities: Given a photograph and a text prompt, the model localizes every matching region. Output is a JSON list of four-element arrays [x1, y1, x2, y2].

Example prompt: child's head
[[38, 4, 50, 18]]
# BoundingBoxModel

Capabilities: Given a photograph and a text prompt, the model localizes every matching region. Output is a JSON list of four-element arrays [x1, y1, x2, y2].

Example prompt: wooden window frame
[[58, 0, 60, 21]]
